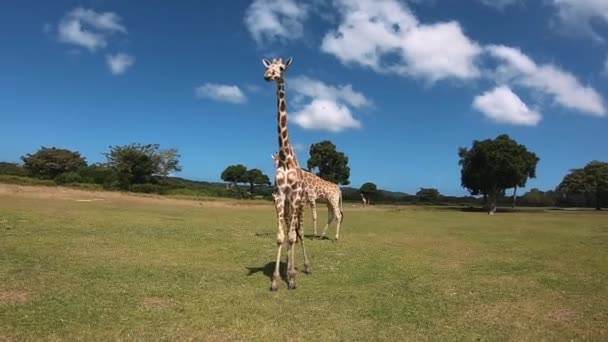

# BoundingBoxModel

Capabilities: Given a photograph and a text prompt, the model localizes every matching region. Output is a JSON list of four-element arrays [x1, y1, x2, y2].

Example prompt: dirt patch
[[0, 291, 29, 304], [142, 297, 175, 311], [548, 308, 576, 322]]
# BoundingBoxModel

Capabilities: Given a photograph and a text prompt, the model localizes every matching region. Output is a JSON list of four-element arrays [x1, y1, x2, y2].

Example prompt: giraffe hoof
[[270, 284, 279, 292], [304, 265, 312, 275], [288, 282, 297, 290]]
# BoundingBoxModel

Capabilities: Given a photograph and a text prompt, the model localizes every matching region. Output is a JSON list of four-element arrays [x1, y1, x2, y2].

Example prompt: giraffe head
[[271, 153, 279, 168], [263, 57, 293, 82]]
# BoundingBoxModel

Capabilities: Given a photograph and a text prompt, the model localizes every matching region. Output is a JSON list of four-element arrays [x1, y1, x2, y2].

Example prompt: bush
[[129, 183, 168, 194], [54, 172, 83, 184], [0, 162, 26, 176], [0, 175, 55, 186]]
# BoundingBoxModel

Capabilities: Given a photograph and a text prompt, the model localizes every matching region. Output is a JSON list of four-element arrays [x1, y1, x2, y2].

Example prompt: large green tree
[[416, 188, 441, 203], [557, 161, 608, 210], [156, 148, 182, 179], [220, 164, 248, 188], [104, 143, 180, 188], [246, 168, 271, 196], [21, 147, 87, 179], [360, 182, 377, 203], [307, 140, 350, 185], [458, 134, 539, 214]]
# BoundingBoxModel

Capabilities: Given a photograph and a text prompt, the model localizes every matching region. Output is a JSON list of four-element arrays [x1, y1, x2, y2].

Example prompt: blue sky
[[1, 0, 607, 195]]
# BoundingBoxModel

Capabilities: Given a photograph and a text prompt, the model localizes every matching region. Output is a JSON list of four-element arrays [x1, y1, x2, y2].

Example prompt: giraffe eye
[[279, 66, 285, 71]]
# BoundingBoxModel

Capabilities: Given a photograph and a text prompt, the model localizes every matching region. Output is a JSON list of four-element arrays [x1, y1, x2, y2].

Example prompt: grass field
[[1, 184, 607, 341]]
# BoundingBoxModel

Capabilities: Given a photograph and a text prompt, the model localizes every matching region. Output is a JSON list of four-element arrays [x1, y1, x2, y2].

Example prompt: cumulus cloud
[[106, 53, 135, 75], [289, 76, 370, 132], [195, 83, 247, 104], [57, 7, 126, 51], [320, 0, 482, 82], [487, 45, 606, 116], [550, 0, 608, 42], [473, 86, 541, 126], [244, 0, 309, 44]]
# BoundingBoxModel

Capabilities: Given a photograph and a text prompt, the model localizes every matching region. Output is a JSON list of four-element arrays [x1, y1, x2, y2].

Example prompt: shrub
[[54, 172, 83, 184], [129, 183, 168, 194]]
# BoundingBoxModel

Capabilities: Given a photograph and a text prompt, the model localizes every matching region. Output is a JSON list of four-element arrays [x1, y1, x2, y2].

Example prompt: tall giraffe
[[273, 153, 344, 240], [361, 193, 368, 207], [263, 57, 310, 291]]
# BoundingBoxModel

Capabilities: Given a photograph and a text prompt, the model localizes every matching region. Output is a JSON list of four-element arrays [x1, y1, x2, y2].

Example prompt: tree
[[558, 161, 608, 210], [307, 140, 350, 185], [360, 182, 377, 203], [220, 164, 248, 188], [416, 188, 441, 203], [104, 143, 161, 188], [156, 148, 182, 179], [458, 134, 539, 214], [21, 147, 86, 179], [246, 168, 271, 196]]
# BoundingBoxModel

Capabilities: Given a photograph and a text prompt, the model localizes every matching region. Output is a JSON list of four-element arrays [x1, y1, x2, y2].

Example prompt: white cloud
[[195, 83, 247, 104], [550, 0, 608, 42], [320, 0, 482, 82], [487, 45, 606, 116], [290, 76, 372, 108], [289, 76, 370, 132], [106, 53, 135, 75], [292, 99, 362, 132], [473, 86, 541, 126], [244, 0, 309, 44], [57, 7, 126, 51]]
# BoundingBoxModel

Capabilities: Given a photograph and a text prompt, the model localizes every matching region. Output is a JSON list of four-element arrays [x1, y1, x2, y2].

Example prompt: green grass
[[1, 186, 607, 341]]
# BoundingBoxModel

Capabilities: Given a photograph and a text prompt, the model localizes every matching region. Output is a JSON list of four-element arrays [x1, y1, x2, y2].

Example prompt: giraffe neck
[[276, 78, 299, 169]]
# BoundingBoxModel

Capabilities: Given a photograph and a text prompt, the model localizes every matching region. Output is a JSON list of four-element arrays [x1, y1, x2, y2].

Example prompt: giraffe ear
[[262, 59, 271, 68], [284, 57, 293, 68]]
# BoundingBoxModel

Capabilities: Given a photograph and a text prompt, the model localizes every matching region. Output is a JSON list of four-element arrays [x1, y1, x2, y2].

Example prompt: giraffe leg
[[271, 201, 286, 292], [296, 208, 311, 274], [287, 202, 300, 290], [310, 201, 318, 238], [333, 202, 342, 242], [321, 203, 334, 239]]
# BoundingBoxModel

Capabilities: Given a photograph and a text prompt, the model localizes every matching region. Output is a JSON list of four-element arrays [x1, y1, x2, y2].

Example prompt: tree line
[[0, 136, 606, 209]]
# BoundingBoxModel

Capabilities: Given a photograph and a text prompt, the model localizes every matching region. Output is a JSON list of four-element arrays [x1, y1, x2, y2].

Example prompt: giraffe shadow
[[245, 262, 288, 283], [304, 234, 333, 241]]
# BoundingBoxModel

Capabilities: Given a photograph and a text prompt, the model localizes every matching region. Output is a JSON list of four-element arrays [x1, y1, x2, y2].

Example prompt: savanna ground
[[1, 184, 607, 341]]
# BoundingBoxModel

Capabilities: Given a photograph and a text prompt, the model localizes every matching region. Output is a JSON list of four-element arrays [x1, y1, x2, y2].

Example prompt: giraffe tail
[[339, 190, 344, 224]]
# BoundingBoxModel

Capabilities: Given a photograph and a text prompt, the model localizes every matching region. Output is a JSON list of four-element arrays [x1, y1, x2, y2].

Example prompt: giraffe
[[272, 153, 344, 241], [361, 193, 368, 207], [263, 57, 310, 291]]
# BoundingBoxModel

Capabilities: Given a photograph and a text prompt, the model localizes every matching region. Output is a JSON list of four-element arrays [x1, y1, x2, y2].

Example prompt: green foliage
[[104, 144, 181, 189], [220, 164, 248, 186], [21, 147, 87, 179], [78, 164, 119, 189], [129, 183, 168, 194], [156, 148, 182, 178], [307, 140, 351, 185], [458, 134, 539, 213], [558, 161, 608, 210], [246, 168, 271, 196], [0, 162, 26, 177], [54, 172, 83, 185], [0, 174, 55, 186], [416, 188, 441, 203], [360, 182, 377, 202]]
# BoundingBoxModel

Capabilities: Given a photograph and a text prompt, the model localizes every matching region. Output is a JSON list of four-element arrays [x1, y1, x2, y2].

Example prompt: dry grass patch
[[0, 291, 29, 305]]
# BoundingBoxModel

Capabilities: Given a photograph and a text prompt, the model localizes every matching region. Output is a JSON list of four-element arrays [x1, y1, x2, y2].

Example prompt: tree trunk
[[596, 187, 602, 211], [249, 182, 254, 197], [512, 186, 517, 208]]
